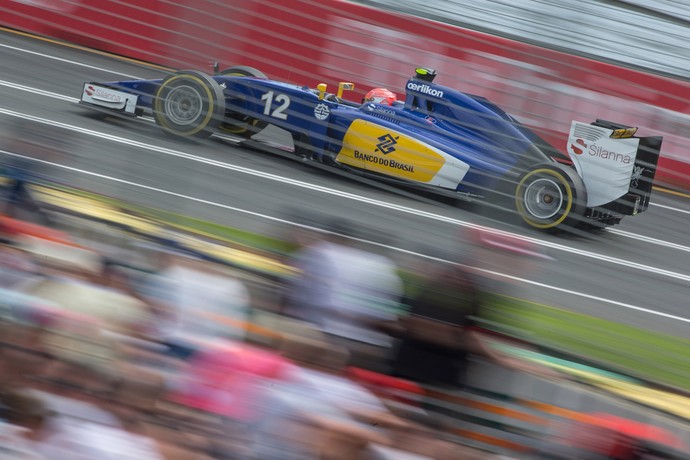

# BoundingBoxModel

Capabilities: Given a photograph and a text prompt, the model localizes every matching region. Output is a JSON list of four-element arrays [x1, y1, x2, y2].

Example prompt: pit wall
[[2, 0, 688, 190]]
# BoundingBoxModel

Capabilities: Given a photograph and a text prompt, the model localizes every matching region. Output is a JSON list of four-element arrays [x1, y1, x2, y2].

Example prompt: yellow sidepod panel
[[336, 119, 449, 184]]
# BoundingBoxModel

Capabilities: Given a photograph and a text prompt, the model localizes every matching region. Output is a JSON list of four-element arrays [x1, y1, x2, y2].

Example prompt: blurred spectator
[[17, 233, 102, 281], [388, 251, 560, 387], [0, 218, 43, 290], [0, 312, 140, 456], [38, 312, 121, 397], [0, 315, 54, 391], [87, 258, 159, 338], [0, 389, 54, 459], [0, 241, 37, 289], [388, 259, 484, 387], [167, 340, 292, 420], [543, 412, 688, 459], [0, 119, 67, 225], [250, 335, 406, 460], [1, 281, 166, 458], [98, 258, 145, 298], [166, 340, 294, 459], [19, 247, 154, 340], [281, 218, 403, 372], [10, 241, 160, 399], [265, 335, 492, 460], [0, 388, 164, 459], [140, 250, 251, 360], [280, 335, 393, 420]]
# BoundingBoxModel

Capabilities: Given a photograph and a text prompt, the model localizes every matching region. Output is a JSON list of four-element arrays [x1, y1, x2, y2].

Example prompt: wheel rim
[[523, 177, 564, 220], [165, 85, 203, 125]]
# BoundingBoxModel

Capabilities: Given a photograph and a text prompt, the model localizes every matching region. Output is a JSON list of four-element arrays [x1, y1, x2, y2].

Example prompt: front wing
[[80, 83, 139, 115]]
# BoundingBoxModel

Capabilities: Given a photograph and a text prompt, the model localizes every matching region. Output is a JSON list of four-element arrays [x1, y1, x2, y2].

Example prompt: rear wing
[[567, 120, 662, 216]]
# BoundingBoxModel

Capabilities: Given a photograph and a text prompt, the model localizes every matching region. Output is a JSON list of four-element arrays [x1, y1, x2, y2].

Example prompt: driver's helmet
[[363, 88, 397, 106]]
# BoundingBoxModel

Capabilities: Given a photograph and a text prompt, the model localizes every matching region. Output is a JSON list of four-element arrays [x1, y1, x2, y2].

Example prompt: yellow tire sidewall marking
[[516, 168, 573, 229]]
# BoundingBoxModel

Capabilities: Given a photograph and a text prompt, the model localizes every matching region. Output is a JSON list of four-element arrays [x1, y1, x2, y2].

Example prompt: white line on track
[[0, 80, 78, 103], [2, 107, 690, 286], [651, 202, 690, 215], [2, 148, 690, 325], [610, 229, 690, 254], [0, 43, 145, 79]]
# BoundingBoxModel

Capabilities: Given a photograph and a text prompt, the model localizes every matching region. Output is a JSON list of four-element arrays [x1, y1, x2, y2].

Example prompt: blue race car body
[[79, 66, 662, 230]]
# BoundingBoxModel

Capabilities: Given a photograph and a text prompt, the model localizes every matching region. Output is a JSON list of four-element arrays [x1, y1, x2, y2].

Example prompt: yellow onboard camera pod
[[610, 127, 638, 139], [337, 82, 355, 99]]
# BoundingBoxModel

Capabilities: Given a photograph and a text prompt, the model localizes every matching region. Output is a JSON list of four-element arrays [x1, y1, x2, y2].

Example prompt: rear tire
[[153, 70, 225, 138], [217, 66, 269, 138], [514, 164, 587, 231]]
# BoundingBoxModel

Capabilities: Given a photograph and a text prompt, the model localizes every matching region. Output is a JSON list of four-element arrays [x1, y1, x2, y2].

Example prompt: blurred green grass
[[58, 185, 297, 254], [483, 295, 690, 392]]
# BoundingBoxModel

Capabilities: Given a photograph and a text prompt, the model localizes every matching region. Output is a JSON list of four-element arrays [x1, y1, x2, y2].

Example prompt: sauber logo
[[85, 85, 95, 96], [631, 166, 645, 188], [570, 138, 586, 155], [314, 103, 330, 120], [375, 133, 399, 154]]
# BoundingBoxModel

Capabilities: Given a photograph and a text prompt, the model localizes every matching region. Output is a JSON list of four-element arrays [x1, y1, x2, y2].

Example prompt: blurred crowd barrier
[[1, 0, 689, 190]]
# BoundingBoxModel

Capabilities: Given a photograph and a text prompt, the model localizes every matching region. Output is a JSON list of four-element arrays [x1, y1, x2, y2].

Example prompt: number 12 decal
[[261, 91, 290, 120]]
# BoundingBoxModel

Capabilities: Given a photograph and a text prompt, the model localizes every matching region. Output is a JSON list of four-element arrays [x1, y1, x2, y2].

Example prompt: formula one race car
[[79, 66, 663, 231]]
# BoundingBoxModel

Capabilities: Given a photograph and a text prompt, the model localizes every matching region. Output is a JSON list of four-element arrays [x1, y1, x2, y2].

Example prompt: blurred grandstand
[[358, 0, 690, 79]]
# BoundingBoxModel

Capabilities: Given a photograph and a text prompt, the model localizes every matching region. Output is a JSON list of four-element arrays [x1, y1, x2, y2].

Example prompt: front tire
[[217, 65, 269, 138], [153, 70, 225, 138], [514, 164, 586, 231]]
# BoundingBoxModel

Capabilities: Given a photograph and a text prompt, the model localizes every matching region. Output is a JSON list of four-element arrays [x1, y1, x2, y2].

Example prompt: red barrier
[[1, 0, 688, 190], [0, 0, 168, 63]]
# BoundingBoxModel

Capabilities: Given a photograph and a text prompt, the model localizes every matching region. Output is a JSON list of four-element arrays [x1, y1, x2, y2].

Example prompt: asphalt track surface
[[1, 29, 689, 344]]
